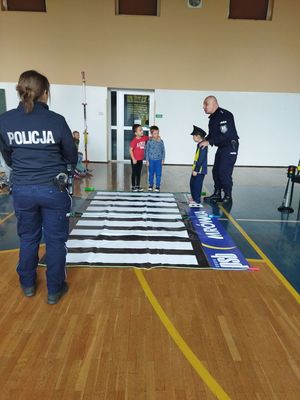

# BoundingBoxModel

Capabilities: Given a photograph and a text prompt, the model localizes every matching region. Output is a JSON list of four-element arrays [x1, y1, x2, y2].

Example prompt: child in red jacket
[[129, 124, 149, 192]]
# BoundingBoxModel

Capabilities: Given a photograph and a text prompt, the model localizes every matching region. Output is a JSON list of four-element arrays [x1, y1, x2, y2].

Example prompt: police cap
[[190, 125, 206, 138]]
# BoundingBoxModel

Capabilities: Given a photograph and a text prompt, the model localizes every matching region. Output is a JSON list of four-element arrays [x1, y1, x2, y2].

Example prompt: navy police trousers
[[212, 145, 238, 194], [12, 184, 71, 295], [190, 173, 205, 204]]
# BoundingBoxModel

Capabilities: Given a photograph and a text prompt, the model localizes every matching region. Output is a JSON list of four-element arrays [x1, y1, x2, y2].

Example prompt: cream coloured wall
[[0, 0, 300, 93], [154, 89, 300, 166], [0, 82, 108, 162], [1, 81, 300, 166], [1, 1, 300, 166]]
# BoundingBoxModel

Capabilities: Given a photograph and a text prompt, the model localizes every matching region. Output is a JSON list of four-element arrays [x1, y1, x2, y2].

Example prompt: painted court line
[[220, 205, 300, 304], [134, 269, 231, 400], [202, 184, 300, 303], [246, 258, 265, 264], [220, 218, 299, 223], [0, 212, 14, 225], [0, 248, 20, 254], [0, 244, 45, 254]]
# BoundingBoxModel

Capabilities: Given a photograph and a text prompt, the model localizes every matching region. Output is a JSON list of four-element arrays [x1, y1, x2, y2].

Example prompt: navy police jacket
[[0, 102, 78, 185], [207, 107, 239, 148]]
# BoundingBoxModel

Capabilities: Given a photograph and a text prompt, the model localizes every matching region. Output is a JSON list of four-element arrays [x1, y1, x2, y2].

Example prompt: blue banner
[[189, 207, 249, 270]]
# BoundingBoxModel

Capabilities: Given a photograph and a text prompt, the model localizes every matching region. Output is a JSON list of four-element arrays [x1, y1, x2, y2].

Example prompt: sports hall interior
[[0, 1, 300, 399]]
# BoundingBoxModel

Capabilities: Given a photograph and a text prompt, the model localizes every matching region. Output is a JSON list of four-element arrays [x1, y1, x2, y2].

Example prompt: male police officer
[[200, 96, 239, 204]]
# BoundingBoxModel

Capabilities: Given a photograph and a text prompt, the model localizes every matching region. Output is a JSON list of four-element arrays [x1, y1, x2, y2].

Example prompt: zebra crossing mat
[[39, 191, 249, 270], [65, 191, 209, 269]]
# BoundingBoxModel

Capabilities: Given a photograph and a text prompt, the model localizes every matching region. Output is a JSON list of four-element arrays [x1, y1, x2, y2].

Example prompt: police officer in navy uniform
[[0, 70, 77, 304], [200, 96, 239, 204]]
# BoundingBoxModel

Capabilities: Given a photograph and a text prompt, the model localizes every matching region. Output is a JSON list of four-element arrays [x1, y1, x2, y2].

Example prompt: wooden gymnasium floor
[[0, 163, 299, 400]]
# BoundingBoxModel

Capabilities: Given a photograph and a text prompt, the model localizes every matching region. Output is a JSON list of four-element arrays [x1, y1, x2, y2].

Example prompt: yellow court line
[[246, 258, 265, 264], [220, 205, 300, 305], [202, 184, 300, 304], [0, 211, 14, 225], [202, 243, 236, 251], [0, 248, 20, 254], [134, 268, 231, 400], [0, 244, 45, 255]]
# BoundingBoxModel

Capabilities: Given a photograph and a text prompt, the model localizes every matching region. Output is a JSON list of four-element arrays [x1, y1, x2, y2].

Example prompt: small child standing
[[72, 130, 89, 178], [189, 125, 208, 207], [145, 125, 165, 192], [129, 124, 149, 192]]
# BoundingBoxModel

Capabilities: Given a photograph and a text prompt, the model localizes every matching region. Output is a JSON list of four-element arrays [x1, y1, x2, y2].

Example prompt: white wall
[[155, 89, 300, 166], [0, 82, 108, 162], [1, 83, 300, 166]]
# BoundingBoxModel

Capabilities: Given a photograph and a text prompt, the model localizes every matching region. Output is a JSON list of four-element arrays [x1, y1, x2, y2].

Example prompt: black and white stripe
[[67, 239, 193, 250], [86, 206, 179, 213], [90, 200, 177, 207], [93, 195, 176, 202], [92, 191, 174, 197], [81, 212, 181, 220], [66, 191, 199, 267], [67, 252, 197, 266]]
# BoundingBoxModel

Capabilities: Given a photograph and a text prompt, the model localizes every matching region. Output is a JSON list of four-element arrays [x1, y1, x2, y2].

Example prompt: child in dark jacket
[[189, 125, 208, 207], [145, 125, 165, 192]]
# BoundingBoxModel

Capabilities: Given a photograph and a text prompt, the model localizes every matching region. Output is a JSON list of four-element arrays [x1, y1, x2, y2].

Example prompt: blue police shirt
[[0, 101, 78, 185], [207, 107, 239, 148]]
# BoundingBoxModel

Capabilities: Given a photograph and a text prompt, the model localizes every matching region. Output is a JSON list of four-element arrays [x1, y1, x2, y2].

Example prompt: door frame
[[108, 89, 155, 162]]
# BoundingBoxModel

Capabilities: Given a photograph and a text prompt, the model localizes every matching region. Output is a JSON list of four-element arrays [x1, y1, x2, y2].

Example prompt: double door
[[109, 90, 154, 161]]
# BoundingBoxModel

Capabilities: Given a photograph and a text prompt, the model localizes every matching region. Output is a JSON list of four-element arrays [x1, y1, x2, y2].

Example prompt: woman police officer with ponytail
[[0, 70, 77, 305]]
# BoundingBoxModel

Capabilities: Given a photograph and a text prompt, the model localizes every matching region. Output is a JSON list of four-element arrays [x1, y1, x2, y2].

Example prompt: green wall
[[0, 89, 7, 114]]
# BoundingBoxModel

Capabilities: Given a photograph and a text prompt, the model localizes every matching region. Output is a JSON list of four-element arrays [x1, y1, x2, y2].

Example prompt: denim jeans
[[148, 159, 163, 188]]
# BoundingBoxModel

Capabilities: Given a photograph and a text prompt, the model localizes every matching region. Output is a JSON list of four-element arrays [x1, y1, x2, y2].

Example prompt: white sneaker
[[132, 187, 138, 192], [189, 202, 202, 208], [138, 187, 144, 192], [155, 187, 160, 192], [148, 187, 153, 192]]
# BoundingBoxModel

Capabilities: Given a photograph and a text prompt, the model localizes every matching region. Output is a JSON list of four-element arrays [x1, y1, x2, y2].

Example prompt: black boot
[[221, 192, 232, 204], [204, 188, 222, 202]]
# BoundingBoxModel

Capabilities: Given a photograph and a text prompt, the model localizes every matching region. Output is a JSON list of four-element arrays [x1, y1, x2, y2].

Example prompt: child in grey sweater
[[145, 126, 165, 192]]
